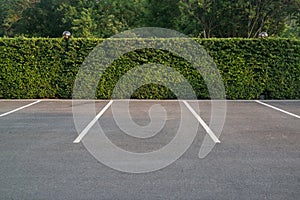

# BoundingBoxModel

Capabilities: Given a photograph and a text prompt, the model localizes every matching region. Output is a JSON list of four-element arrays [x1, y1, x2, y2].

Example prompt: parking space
[[258, 100, 300, 117], [0, 100, 40, 116]]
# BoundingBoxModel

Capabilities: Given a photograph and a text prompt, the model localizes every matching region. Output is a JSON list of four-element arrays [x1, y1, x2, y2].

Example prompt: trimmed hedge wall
[[0, 38, 299, 99]]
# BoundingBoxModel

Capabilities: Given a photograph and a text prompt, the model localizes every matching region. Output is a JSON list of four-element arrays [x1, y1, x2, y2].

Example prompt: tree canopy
[[0, 0, 299, 38]]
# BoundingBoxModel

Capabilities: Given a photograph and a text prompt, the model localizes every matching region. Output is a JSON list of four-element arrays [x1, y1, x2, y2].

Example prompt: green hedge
[[0, 37, 299, 99]]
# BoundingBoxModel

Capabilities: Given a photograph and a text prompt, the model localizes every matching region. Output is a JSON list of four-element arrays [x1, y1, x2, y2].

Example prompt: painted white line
[[255, 100, 300, 119], [73, 100, 114, 143], [182, 100, 221, 143], [0, 100, 42, 118]]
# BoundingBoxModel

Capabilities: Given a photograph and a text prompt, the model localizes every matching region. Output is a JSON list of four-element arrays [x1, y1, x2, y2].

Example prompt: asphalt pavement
[[0, 100, 299, 200]]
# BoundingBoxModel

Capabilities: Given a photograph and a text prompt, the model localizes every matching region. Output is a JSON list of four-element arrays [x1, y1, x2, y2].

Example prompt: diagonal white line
[[255, 100, 300, 119], [182, 100, 221, 143], [73, 100, 113, 143], [0, 100, 41, 118]]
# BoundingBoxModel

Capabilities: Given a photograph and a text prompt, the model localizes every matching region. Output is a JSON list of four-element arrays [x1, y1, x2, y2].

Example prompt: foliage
[[0, 0, 40, 36], [0, 0, 299, 38], [0, 38, 299, 99], [178, 0, 300, 38], [142, 0, 181, 29]]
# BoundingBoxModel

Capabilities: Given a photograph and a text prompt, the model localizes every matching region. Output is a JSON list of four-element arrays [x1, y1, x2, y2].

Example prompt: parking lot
[[0, 99, 299, 199]]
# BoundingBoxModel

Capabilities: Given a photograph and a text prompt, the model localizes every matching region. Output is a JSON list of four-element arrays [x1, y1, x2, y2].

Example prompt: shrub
[[0, 37, 299, 99]]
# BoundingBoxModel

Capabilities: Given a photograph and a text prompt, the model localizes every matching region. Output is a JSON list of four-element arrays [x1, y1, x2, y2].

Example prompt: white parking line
[[73, 100, 114, 143], [182, 100, 221, 143], [255, 100, 300, 119], [0, 100, 42, 118]]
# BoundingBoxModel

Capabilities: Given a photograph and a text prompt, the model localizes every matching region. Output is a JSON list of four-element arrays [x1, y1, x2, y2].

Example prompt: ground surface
[[0, 99, 299, 200]]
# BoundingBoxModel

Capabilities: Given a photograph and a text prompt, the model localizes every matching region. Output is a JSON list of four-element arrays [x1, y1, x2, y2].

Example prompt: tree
[[0, 0, 39, 37], [245, 0, 300, 38], [91, 0, 146, 37], [179, 0, 300, 38], [281, 9, 300, 38], [142, 0, 181, 29], [1, 0, 299, 38], [58, 0, 144, 37]]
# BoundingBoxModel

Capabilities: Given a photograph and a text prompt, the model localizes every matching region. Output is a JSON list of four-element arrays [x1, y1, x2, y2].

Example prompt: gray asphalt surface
[[0, 100, 299, 200]]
